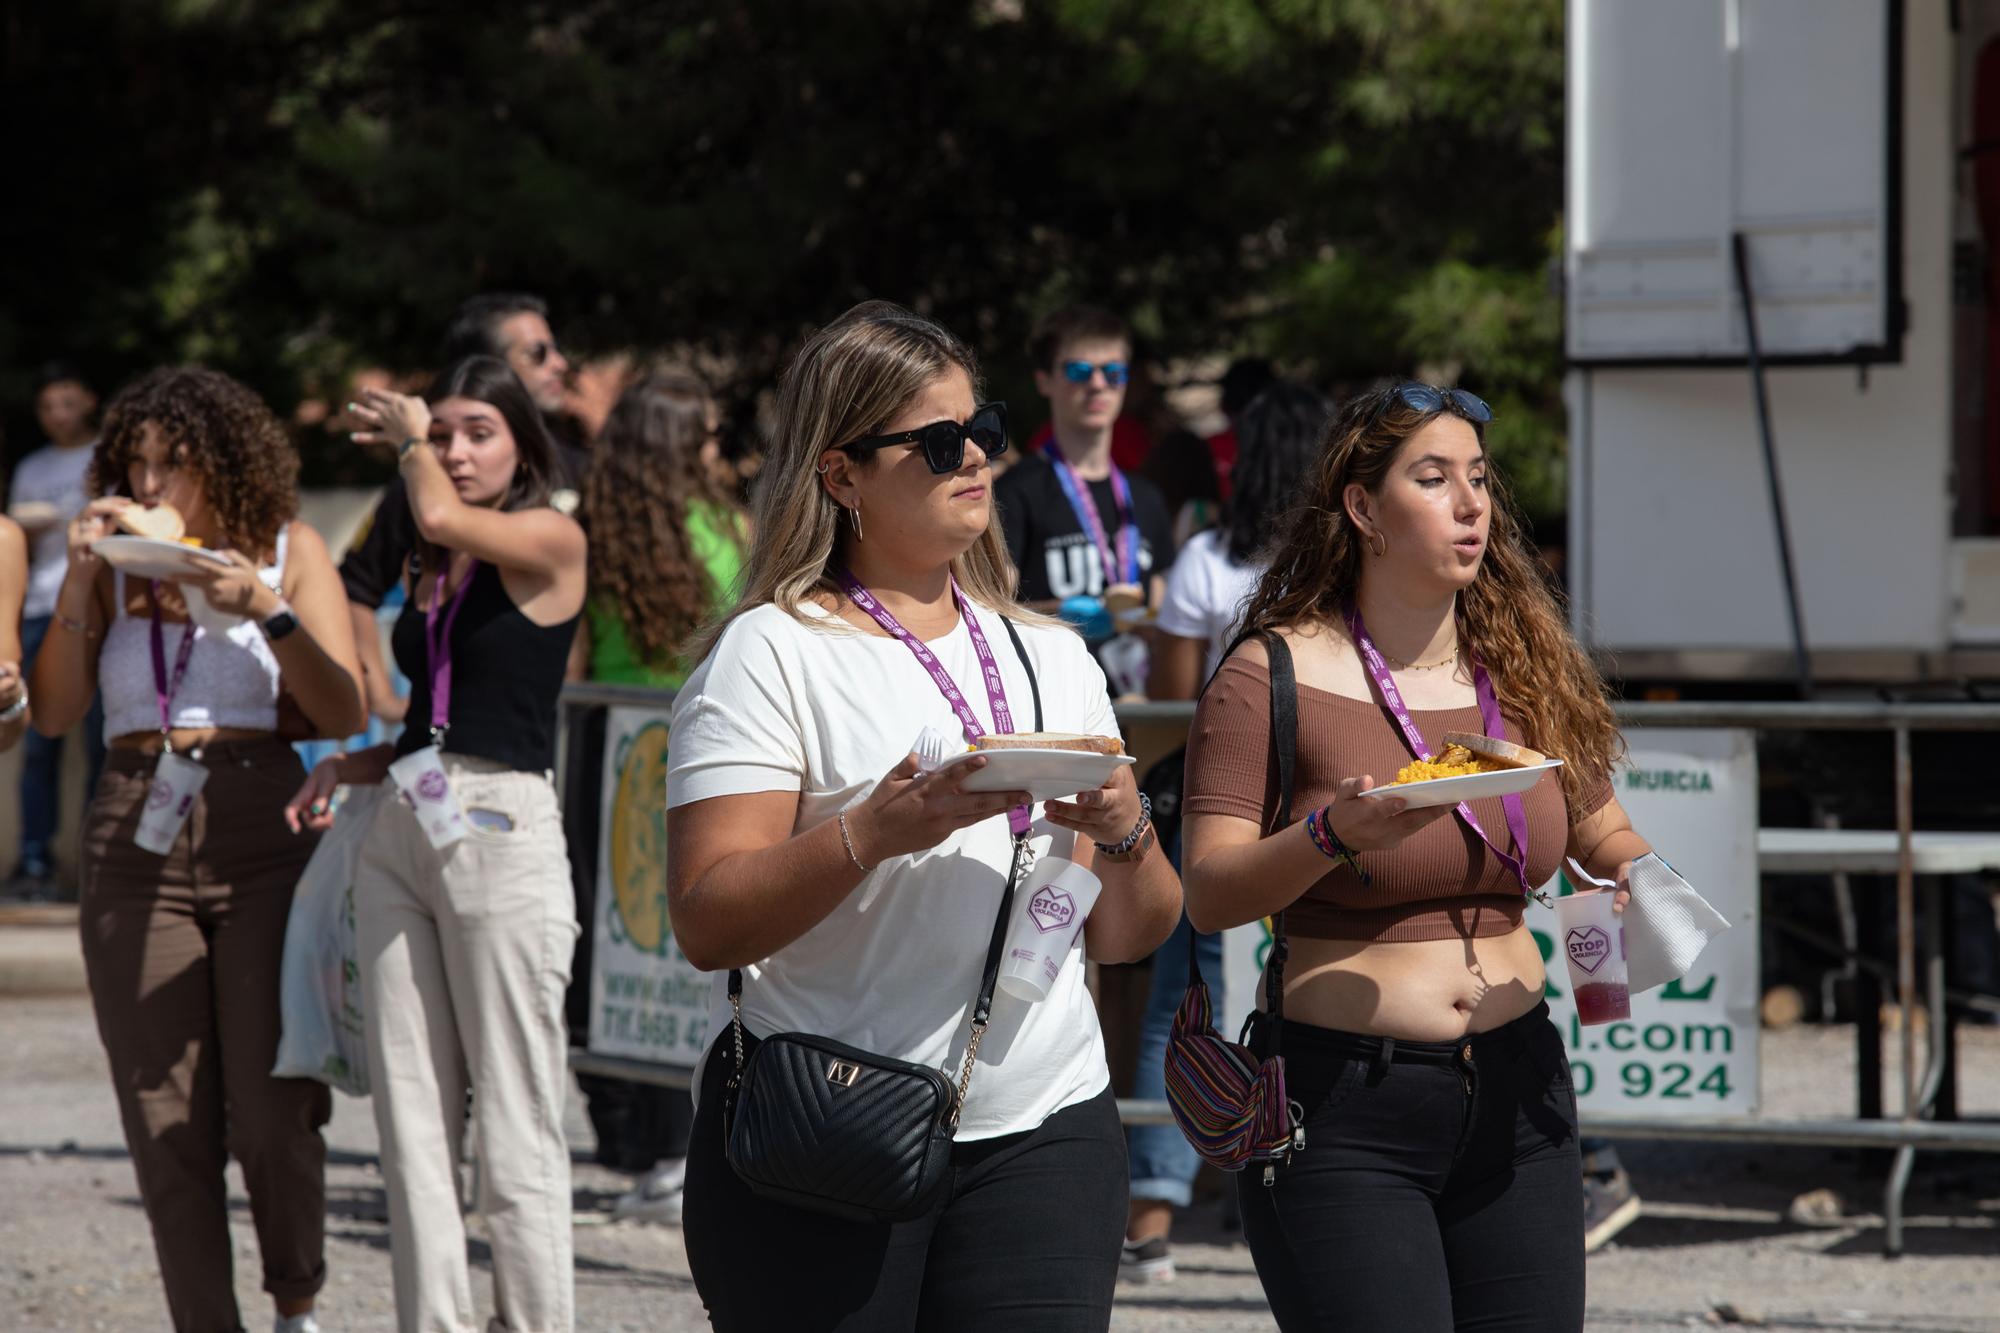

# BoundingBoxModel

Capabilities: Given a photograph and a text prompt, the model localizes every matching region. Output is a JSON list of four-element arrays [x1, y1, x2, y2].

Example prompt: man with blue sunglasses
[[996, 305, 1175, 688]]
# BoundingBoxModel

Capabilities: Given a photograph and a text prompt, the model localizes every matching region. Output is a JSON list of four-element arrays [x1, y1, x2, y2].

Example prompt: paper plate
[[91, 536, 229, 580], [1357, 759, 1564, 809], [933, 746, 1136, 802]]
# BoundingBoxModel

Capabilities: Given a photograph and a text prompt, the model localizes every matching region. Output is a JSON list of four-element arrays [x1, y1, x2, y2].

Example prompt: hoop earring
[[815, 461, 832, 476], [1367, 531, 1387, 558], [848, 503, 864, 542]]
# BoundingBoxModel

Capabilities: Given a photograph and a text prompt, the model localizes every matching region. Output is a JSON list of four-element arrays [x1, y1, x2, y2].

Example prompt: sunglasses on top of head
[[1375, 382, 1493, 426], [1059, 359, 1130, 387], [843, 402, 1009, 475]]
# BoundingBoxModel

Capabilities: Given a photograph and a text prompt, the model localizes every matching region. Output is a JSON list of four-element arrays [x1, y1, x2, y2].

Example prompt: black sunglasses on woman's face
[[842, 402, 1009, 475]]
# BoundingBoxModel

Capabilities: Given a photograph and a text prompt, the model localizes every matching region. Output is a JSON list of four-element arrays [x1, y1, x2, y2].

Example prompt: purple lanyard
[[836, 570, 1032, 837], [1346, 608, 1533, 896], [1041, 444, 1140, 587], [148, 583, 199, 752], [425, 560, 478, 744]]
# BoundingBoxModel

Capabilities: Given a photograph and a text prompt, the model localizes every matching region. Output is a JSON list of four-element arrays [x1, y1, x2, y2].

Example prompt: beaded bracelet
[[1304, 804, 1371, 886]]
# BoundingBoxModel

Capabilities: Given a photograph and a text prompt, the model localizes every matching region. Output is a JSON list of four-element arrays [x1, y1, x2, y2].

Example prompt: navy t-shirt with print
[[997, 456, 1176, 605]]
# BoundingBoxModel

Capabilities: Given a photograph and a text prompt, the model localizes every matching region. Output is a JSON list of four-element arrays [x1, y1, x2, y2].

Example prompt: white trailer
[[1565, 0, 2000, 687]]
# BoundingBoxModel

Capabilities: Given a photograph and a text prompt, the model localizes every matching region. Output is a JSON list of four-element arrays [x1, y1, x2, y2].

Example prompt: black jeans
[[685, 1037, 1126, 1332], [1238, 1002, 1584, 1333]]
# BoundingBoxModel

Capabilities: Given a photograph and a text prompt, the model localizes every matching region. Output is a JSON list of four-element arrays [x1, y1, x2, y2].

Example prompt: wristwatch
[[0, 685, 27, 724], [260, 600, 300, 642]]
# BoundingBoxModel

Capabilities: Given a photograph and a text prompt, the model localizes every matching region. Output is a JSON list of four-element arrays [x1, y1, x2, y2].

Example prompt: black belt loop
[[1369, 1037, 1396, 1083]]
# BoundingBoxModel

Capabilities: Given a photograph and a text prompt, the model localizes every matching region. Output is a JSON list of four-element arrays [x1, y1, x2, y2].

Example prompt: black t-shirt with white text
[[996, 456, 1176, 604]]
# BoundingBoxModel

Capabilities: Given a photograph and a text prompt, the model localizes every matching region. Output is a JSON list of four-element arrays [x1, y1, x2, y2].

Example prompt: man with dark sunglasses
[[996, 305, 1175, 688]]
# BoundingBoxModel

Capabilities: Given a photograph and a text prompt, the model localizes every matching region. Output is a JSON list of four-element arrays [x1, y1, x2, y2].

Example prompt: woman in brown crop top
[[1181, 384, 1654, 1332]]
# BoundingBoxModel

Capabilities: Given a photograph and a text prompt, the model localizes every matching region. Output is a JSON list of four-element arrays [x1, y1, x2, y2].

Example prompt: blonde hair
[[688, 301, 1041, 662]]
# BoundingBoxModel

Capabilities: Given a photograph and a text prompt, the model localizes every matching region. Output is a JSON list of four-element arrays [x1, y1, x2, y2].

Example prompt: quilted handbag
[[720, 833, 1029, 1223], [1163, 630, 1306, 1182], [721, 619, 1043, 1223]]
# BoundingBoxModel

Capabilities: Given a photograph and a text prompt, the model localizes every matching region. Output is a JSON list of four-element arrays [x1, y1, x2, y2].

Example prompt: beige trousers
[[354, 756, 580, 1333]]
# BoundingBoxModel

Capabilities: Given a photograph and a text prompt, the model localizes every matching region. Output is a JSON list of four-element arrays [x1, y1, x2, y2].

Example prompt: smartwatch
[[260, 600, 300, 643]]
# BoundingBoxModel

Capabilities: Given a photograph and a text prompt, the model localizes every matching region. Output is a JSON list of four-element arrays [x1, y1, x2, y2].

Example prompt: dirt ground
[[1, 995, 1994, 1332]]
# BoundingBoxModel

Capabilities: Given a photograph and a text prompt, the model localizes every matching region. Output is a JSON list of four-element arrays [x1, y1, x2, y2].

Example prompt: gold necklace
[[1385, 644, 1461, 672]]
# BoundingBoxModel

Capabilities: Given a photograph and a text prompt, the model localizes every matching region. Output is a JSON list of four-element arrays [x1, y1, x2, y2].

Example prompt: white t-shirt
[[667, 599, 1117, 1140], [1154, 528, 1262, 679], [7, 442, 94, 618]]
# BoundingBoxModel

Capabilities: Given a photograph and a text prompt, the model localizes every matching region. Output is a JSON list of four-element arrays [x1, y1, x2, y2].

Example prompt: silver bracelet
[[0, 685, 26, 724], [1095, 793, 1153, 857], [837, 811, 869, 872]]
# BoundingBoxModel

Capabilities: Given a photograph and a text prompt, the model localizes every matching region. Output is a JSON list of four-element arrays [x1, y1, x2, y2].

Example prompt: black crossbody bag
[[720, 618, 1044, 1224]]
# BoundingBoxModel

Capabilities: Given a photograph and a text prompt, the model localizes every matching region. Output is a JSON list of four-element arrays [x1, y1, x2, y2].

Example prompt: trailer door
[[1567, 0, 1899, 365]]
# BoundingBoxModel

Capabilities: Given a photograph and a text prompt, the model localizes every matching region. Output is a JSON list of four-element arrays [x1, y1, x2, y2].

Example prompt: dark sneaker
[[1120, 1235, 1176, 1284], [1583, 1167, 1641, 1253]]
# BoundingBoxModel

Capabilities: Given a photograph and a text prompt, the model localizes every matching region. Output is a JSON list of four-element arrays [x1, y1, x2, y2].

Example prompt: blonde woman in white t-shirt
[[667, 301, 1181, 1333]]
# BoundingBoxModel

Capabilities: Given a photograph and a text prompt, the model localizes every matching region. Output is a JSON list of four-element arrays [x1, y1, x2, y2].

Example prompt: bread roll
[[973, 731, 1125, 756], [115, 503, 186, 542], [1440, 730, 1548, 769]]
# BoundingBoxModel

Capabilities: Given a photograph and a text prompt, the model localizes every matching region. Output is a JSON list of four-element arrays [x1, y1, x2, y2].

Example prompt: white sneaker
[[274, 1314, 321, 1333], [612, 1157, 688, 1225]]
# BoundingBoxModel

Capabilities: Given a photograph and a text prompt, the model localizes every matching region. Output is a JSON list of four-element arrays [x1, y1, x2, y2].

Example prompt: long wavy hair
[[1224, 380, 1331, 564], [415, 355, 559, 581], [93, 367, 298, 555], [583, 372, 743, 670], [1238, 384, 1622, 803], [688, 301, 1041, 662]]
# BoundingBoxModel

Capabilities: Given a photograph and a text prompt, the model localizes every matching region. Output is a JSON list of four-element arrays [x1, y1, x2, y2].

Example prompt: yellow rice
[[1391, 743, 1506, 786]]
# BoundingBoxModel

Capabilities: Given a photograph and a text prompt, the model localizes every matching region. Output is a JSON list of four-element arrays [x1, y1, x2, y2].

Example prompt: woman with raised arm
[[288, 355, 588, 1332], [28, 366, 364, 1333], [1180, 384, 1651, 1333], [666, 302, 1180, 1332]]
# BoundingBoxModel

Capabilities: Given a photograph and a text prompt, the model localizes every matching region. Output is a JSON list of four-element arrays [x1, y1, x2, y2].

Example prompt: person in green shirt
[[573, 370, 747, 1225], [579, 372, 748, 689]]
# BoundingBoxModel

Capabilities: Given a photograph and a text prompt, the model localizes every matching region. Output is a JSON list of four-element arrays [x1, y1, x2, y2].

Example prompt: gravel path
[[2, 996, 1994, 1331]]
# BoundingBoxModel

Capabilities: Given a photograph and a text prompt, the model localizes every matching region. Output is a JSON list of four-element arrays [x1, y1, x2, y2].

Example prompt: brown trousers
[[80, 738, 332, 1333]]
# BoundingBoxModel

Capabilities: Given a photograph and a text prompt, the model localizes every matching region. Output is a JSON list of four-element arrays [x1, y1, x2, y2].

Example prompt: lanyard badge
[[393, 561, 479, 848]]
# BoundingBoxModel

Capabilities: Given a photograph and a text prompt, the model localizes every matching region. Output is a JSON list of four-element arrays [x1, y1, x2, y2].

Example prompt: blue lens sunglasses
[[1060, 359, 1130, 388]]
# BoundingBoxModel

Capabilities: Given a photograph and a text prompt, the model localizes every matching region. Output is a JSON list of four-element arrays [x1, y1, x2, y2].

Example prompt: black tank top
[[392, 561, 578, 772]]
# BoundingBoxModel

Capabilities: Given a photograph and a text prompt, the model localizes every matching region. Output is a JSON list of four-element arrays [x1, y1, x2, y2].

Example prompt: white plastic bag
[[272, 785, 383, 1096]]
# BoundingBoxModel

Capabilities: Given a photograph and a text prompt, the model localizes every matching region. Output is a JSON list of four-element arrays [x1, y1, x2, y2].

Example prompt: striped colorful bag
[[1163, 631, 1306, 1182]]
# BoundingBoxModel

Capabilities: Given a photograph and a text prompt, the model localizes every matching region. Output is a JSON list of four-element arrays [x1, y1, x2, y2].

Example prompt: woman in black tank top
[[288, 356, 588, 1332]]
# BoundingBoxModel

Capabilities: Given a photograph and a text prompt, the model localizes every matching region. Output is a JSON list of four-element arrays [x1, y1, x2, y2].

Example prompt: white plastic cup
[[1555, 888, 1631, 1025], [134, 753, 210, 855], [995, 859, 1104, 1001]]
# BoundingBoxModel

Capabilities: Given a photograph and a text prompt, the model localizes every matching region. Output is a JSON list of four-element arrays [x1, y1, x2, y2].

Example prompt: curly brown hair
[[92, 367, 299, 554], [583, 372, 743, 671], [1238, 384, 1623, 807]]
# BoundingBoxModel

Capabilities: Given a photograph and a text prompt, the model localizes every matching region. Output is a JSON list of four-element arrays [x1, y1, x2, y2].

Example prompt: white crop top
[[99, 527, 290, 739]]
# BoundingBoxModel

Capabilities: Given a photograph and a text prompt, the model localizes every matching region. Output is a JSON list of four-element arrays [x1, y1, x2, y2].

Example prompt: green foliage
[[1, 0, 1568, 515]]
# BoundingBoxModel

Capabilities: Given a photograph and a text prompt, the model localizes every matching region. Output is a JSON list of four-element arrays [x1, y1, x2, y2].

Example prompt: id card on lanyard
[[389, 561, 476, 848], [836, 570, 1034, 847], [1346, 608, 1539, 901], [1041, 445, 1141, 589], [133, 584, 207, 856]]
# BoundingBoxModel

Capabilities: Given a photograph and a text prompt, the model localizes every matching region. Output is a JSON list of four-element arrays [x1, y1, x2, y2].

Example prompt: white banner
[[1529, 727, 1761, 1116], [586, 705, 712, 1067]]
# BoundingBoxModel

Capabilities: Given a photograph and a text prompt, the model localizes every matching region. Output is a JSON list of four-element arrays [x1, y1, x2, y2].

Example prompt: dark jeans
[[1238, 1002, 1584, 1333], [17, 613, 106, 872], [685, 1038, 1127, 1332]]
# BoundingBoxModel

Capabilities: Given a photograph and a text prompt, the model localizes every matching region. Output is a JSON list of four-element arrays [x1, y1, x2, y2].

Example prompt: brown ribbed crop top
[[1182, 656, 1613, 943]]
